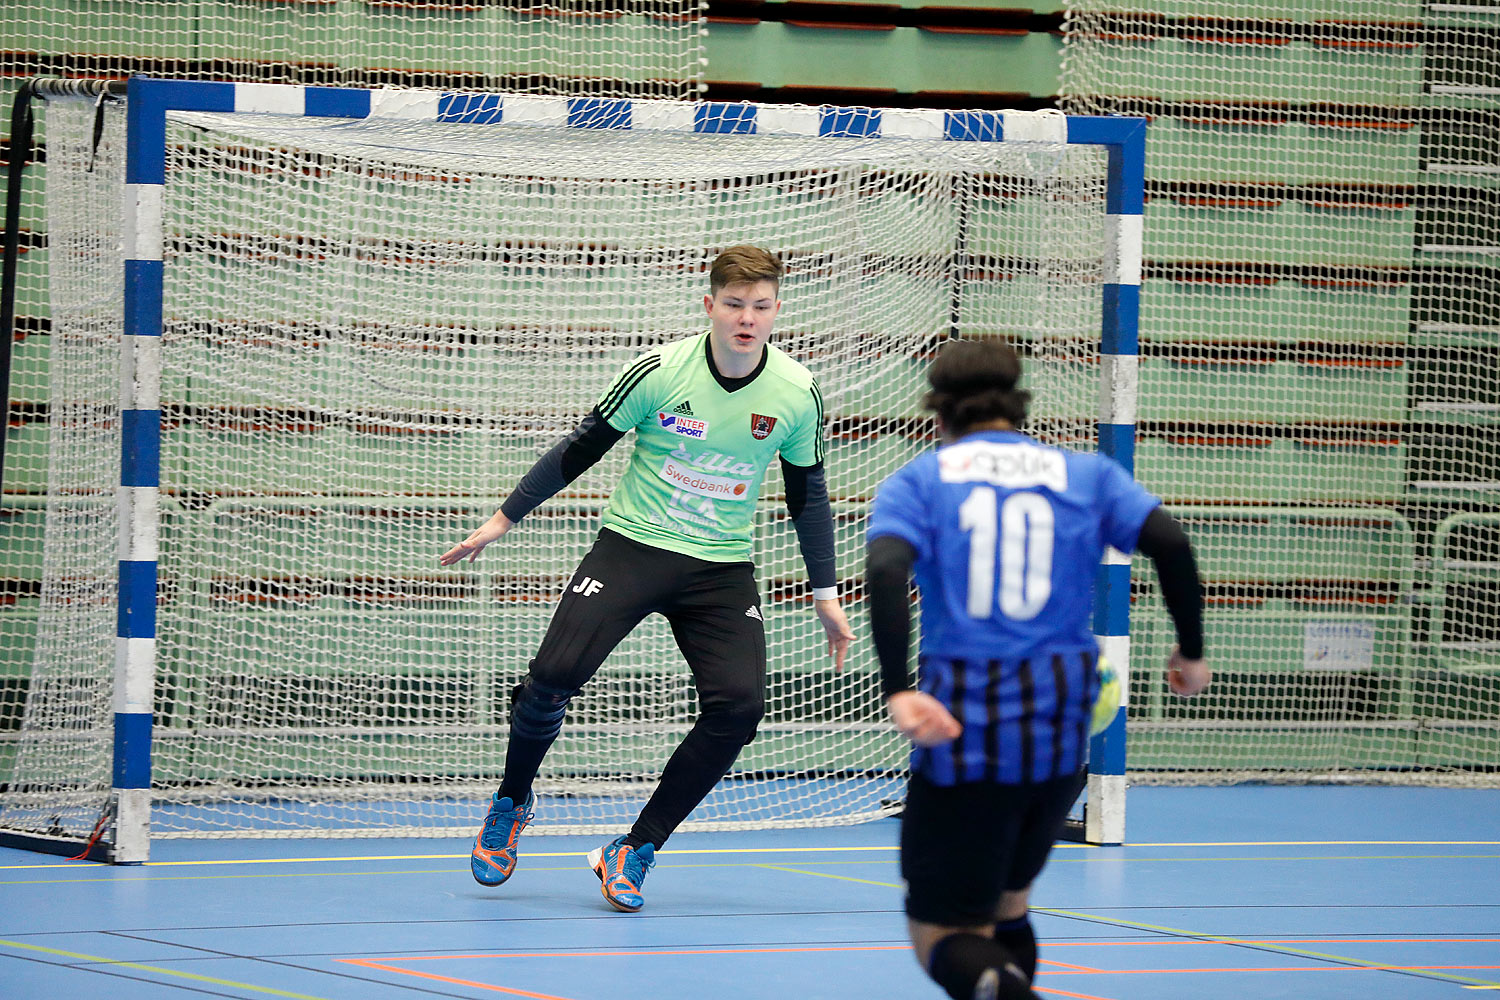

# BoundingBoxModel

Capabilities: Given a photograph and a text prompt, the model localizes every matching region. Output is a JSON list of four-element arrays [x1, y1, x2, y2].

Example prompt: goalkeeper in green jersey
[[441, 245, 855, 912]]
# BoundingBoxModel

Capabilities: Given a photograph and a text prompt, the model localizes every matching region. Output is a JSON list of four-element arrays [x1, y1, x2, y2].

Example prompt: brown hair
[[709, 245, 784, 294], [922, 338, 1031, 434]]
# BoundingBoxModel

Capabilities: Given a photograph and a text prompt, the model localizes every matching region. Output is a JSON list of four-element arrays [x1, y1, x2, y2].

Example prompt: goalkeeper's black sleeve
[[1134, 506, 1205, 660], [865, 534, 918, 697], [780, 459, 838, 593], [500, 407, 626, 523]]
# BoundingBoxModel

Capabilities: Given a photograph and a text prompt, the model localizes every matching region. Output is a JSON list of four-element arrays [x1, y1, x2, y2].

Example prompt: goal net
[[1, 86, 1120, 853], [1061, 2, 1500, 785], [2, 0, 705, 98]]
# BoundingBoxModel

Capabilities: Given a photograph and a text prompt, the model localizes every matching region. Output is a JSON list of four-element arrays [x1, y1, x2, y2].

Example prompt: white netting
[[1, 96, 1110, 841], [1062, 3, 1500, 784], [2, 2, 705, 98]]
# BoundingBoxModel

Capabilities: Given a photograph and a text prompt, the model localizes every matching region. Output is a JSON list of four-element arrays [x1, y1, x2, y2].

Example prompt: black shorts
[[527, 528, 767, 714], [900, 769, 1086, 927]]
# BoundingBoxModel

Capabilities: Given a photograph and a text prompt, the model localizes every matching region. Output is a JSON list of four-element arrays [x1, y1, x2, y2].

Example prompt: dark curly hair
[[921, 338, 1030, 435]]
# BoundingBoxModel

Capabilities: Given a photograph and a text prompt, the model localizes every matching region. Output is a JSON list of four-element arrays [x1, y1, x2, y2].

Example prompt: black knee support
[[927, 933, 1036, 1000], [992, 916, 1037, 983], [509, 678, 576, 741]]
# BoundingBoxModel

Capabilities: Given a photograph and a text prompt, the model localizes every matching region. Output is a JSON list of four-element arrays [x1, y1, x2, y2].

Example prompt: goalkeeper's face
[[705, 280, 782, 368]]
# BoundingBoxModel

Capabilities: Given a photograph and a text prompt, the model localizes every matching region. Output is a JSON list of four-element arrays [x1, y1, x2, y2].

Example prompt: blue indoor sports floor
[[2, 786, 1496, 1000]]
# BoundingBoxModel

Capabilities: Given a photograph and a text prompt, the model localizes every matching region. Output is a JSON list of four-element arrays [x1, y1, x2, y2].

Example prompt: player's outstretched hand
[[887, 690, 962, 747], [1166, 645, 1210, 697], [814, 598, 855, 672], [439, 511, 514, 566]]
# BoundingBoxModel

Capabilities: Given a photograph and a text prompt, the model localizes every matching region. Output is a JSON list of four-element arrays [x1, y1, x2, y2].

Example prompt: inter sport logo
[[659, 412, 709, 438]]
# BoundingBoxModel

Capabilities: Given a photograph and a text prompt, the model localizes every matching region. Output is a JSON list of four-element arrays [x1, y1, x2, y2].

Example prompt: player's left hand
[[813, 598, 855, 672]]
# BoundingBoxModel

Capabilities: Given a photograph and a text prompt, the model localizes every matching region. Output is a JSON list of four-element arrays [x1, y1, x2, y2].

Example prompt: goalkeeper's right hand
[[439, 510, 514, 565], [1166, 645, 1210, 697]]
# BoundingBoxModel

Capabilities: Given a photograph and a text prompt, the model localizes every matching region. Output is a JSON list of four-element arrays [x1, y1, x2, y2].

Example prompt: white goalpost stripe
[[122, 184, 162, 262], [111, 789, 151, 861], [1002, 109, 1069, 143], [630, 101, 698, 133], [498, 95, 569, 127], [113, 638, 156, 714], [234, 82, 305, 116], [1104, 213, 1143, 286], [121, 334, 161, 412], [117, 487, 159, 562], [755, 105, 821, 136], [1098, 354, 1139, 426], [370, 89, 443, 121], [1085, 772, 1125, 845], [880, 109, 946, 140]]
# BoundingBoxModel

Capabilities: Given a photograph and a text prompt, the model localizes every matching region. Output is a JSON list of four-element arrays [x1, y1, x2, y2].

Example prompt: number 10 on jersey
[[959, 487, 1054, 621]]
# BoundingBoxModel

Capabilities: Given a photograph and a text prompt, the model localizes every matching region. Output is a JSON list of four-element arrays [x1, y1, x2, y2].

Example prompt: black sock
[[992, 915, 1037, 983], [927, 933, 1037, 1000], [496, 732, 555, 805], [621, 833, 652, 851]]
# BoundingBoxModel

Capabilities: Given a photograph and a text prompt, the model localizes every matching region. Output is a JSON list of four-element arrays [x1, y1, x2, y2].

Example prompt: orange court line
[[339, 959, 572, 999], [341, 946, 1118, 1000], [1035, 987, 1115, 1000], [1041, 959, 1108, 972]]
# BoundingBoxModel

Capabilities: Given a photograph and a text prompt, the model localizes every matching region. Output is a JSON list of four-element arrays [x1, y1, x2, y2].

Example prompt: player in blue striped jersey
[[865, 338, 1210, 1000]]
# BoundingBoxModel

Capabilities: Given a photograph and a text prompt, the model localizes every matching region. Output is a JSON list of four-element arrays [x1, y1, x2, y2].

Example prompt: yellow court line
[[752, 863, 903, 890], [1035, 908, 1500, 989], [0, 845, 904, 871], [0, 937, 333, 999], [7, 838, 1500, 871]]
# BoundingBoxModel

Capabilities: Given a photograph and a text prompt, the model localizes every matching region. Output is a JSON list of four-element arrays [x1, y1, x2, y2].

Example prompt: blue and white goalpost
[[8, 77, 1143, 862]]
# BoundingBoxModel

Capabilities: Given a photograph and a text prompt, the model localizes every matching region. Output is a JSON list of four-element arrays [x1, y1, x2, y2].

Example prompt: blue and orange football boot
[[587, 835, 655, 912], [470, 791, 534, 887]]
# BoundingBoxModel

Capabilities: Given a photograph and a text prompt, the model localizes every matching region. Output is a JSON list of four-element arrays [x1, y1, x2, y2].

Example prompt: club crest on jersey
[[658, 412, 709, 438], [749, 413, 777, 440]]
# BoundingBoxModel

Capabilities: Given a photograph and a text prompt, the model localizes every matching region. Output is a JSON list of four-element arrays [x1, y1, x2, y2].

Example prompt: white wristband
[[811, 586, 839, 601]]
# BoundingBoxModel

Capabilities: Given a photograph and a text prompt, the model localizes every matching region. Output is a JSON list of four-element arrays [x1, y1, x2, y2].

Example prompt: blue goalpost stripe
[[117, 560, 157, 640], [1091, 562, 1130, 778], [1091, 711, 1127, 774], [569, 97, 633, 129], [126, 78, 235, 184], [120, 409, 161, 488], [944, 110, 1003, 142], [1097, 423, 1136, 474], [1102, 282, 1140, 358], [1067, 115, 1147, 216], [438, 93, 503, 124], [820, 107, 882, 137], [123, 259, 163, 339], [304, 86, 371, 120], [112, 712, 153, 790], [695, 102, 758, 133]]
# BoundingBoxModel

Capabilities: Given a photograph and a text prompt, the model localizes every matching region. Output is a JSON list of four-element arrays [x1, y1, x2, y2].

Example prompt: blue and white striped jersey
[[867, 429, 1159, 784]]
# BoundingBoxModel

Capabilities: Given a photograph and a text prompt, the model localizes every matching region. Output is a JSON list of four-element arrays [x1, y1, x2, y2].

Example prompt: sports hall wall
[[3, 2, 1498, 783]]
